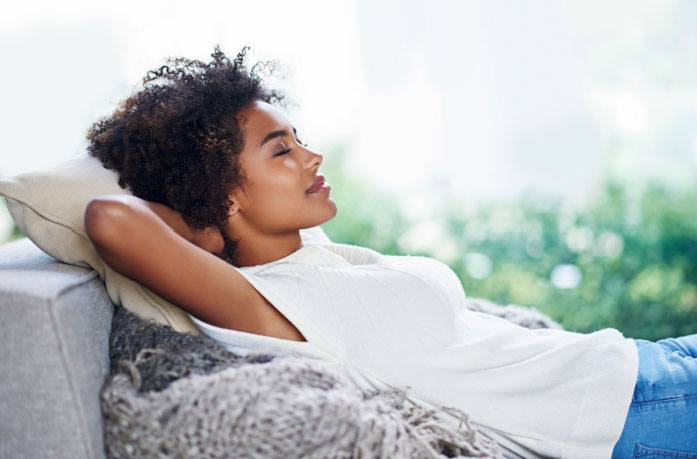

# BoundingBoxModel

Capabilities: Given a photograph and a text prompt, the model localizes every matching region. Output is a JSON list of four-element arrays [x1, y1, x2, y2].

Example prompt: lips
[[306, 175, 326, 193]]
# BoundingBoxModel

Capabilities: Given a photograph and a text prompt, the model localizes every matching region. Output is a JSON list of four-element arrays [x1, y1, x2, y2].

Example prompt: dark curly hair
[[86, 44, 289, 266]]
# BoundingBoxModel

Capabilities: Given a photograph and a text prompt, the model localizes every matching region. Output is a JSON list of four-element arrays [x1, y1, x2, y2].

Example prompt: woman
[[83, 45, 697, 458]]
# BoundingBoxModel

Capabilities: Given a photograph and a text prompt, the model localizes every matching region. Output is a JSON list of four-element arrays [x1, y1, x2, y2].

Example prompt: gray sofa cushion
[[0, 237, 112, 459]]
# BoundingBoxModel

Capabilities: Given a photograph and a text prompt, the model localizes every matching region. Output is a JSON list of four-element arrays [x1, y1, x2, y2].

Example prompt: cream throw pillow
[[0, 153, 332, 335]]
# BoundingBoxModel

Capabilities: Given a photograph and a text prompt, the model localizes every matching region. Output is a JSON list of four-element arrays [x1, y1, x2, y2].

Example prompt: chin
[[307, 209, 337, 228], [326, 202, 338, 220]]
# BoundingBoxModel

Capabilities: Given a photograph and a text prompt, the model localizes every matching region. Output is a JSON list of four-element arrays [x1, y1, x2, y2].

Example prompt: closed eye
[[274, 133, 308, 156]]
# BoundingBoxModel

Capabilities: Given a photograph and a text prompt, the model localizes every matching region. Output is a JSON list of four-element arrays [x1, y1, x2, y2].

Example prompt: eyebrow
[[260, 126, 297, 148]]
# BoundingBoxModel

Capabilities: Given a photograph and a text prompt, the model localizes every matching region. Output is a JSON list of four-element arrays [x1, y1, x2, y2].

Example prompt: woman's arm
[[83, 195, 263, 333], [86, 194, 224, 254]]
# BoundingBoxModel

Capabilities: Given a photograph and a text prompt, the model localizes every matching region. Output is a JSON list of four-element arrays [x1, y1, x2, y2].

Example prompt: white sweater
[[189, 240, 639, 459]]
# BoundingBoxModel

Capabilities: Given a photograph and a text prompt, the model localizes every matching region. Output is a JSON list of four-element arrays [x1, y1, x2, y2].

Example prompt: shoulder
[[300, 226, 332, 244], [318, 242, 384, 266]]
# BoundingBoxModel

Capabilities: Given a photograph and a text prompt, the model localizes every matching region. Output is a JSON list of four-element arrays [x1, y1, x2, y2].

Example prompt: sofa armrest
[[0, 237, 113, 459]]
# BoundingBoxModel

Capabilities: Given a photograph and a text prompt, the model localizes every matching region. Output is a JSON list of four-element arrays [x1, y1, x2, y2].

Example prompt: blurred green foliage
[[0, 197, 25, 244], [320, 147, 697, 341], [2, 149, 697, 340]]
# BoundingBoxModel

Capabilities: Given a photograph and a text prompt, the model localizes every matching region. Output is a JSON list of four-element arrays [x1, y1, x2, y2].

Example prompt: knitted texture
[[462, 297, 565, 330], [102, 298, 565, 458]]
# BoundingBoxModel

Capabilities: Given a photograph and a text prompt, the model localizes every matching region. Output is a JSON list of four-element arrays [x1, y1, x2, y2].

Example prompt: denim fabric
[[611, 334, 697, 458]]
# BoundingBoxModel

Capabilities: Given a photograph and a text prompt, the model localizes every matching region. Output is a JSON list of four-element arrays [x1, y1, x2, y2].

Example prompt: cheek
[[263, 175, 305, 200], [249, 180, 305, 216]]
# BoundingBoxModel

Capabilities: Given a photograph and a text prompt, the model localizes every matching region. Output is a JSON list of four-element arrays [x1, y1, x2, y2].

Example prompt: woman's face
[[227, 100, 337, 234]]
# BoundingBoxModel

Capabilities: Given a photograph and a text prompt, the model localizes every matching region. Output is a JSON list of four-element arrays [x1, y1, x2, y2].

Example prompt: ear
[[227, 183, 247, 218], [227, 199, 240, 218]]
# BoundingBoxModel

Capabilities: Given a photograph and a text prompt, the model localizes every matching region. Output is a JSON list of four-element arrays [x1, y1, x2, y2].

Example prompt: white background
[[2, 0, 696, 240]]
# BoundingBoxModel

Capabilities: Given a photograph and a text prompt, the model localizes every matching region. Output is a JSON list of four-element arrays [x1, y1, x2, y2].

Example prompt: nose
[[306, 148, 323, 170]]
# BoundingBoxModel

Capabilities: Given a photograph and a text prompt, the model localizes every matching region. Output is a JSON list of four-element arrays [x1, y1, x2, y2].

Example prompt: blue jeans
[[611, 334, 697, 458]]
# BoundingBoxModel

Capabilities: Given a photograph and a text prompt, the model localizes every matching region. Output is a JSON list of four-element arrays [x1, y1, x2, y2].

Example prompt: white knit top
[[189, 240, 639, 459]]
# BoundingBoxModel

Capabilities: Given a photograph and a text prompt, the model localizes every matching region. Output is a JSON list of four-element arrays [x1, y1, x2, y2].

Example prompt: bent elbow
[[84, 199, 129, 246]]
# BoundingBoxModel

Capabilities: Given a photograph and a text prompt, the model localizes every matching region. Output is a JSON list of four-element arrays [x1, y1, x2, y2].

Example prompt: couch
[[0, 236, 113, 459], [2, 231, 572, 458]]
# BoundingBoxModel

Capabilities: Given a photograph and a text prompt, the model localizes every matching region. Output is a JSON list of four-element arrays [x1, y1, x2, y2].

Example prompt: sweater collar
[[239, 243, 350, 271]]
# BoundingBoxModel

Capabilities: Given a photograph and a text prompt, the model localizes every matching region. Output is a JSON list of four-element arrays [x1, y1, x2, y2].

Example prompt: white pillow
[[0, 153, 332, 335]]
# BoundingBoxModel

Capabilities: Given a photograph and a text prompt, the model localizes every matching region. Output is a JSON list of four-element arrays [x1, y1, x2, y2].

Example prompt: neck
[[227, 220, 303, 268]]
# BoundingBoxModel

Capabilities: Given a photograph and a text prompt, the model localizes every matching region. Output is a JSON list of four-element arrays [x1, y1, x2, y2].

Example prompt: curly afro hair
[[86, 44, 289, 266]]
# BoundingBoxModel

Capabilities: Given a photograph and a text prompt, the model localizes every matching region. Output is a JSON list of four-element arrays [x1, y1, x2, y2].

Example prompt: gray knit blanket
[[101, 297, 565, 458]]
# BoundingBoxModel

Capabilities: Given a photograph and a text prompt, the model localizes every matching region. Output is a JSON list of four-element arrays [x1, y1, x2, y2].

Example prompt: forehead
[[238, 100, 290, 142]]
